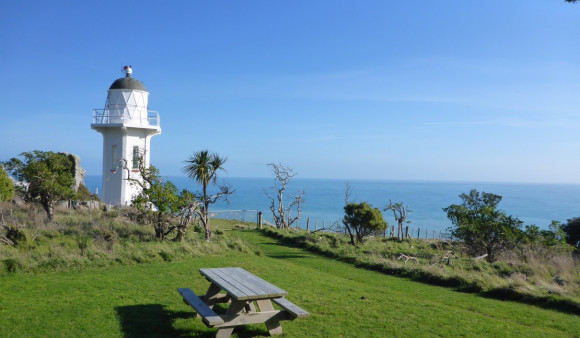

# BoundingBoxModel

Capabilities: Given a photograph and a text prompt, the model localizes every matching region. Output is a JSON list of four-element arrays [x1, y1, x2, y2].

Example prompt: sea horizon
[[84, 175, 580, 233]]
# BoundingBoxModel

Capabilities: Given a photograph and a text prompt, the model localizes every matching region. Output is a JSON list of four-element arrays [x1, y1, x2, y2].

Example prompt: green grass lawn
[[0, 229, 578, 337]]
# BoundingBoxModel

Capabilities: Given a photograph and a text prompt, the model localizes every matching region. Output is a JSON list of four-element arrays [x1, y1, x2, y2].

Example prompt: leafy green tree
[[343, 202, 388, 245], [124, 157, 195, 241], [0, 165, 15, 202], [3, 151, 76, 222], [183, 150, 231, 241], [562, 217, 580, 249], [444, 189, 523, 262], [524, 221, 567, 247]]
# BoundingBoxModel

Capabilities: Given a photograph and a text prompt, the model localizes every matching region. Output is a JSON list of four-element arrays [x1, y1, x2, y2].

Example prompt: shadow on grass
[[258, 229, 580, 316], [116, 304, 271, 338], [116, 304, 208, 338]]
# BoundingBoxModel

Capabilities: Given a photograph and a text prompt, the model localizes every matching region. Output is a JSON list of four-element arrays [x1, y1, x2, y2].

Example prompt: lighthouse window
[[111, 145, 118, 170], [132, 146, 140, 169]]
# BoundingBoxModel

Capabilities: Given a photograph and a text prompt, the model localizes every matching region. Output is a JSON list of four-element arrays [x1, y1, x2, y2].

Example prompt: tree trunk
[[486, 247, 494, 263], [43, 200, 54, 222], [203, 183, 212, 241], [175, 224, 188, 241], [204, 225, 212, 241], [345, 224, 356, 246]]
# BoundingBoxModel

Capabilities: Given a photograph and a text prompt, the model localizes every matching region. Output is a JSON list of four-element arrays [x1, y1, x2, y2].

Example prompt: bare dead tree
[[384, 199, 411, 240], [343, 182, 355, 242], [264, 163, 304, 229]]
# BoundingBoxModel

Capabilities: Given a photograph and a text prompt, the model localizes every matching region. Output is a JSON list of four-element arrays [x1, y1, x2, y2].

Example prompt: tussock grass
[[0, 205, 260, 274], [261, 227, 580, 313]]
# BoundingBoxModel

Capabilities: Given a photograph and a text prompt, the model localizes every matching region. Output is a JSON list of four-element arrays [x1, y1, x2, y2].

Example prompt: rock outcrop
[[58, 152, 86, 192]]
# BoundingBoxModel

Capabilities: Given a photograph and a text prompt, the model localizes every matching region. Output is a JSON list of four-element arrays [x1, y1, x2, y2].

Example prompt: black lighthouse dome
[[109, 66, 147, 91]]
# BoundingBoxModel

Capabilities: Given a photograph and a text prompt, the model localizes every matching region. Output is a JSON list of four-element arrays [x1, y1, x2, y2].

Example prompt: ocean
[[84, 175, 580, 232]]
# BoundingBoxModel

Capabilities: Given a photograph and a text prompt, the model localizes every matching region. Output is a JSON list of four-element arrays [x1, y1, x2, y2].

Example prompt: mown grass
[[259, 227, 580, 314], [1, 229, 579, 337]]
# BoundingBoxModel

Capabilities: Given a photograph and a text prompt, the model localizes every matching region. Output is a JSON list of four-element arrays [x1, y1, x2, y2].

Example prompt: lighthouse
[[91, 66, 161, 206]]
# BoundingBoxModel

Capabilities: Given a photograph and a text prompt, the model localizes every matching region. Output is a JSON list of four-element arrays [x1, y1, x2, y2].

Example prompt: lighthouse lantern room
[[91, 66, 161, 206]]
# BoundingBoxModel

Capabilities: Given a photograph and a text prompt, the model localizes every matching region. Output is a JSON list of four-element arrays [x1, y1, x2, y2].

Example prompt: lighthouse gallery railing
[[92, 108, 160, 127]]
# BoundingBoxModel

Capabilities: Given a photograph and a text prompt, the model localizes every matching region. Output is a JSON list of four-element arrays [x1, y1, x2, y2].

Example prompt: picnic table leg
[[203, 283, 222, 308], [215, 300, 246, 338], [196, 283, 222, 319], [256, 299, 283, 335]]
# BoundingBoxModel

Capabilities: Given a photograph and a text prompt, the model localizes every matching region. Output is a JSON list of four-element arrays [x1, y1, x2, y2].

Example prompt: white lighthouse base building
[[91, 66, 161, 206]]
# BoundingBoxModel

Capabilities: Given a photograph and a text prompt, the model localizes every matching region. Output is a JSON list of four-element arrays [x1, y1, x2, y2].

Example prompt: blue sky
[[1, 1, 579, 183]]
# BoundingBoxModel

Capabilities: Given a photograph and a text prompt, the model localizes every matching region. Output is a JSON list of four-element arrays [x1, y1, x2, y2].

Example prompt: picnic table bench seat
[[272, 297, 309, 318], [178, 288, 224, 327]]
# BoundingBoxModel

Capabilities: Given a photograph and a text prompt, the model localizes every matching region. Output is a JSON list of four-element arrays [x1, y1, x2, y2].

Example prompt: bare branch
[[265, 163, 304, 229], [397, 253, 419, 266]]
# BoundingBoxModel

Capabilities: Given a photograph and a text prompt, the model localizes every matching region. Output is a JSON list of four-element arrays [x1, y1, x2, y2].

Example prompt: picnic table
[[178, 267, 309, 337]]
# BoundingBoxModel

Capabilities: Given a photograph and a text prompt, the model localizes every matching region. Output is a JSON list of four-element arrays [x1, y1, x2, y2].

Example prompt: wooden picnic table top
[[200, 267, 288, 301]]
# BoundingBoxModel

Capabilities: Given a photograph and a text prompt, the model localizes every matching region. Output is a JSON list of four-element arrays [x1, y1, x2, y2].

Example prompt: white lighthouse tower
[[91, 66, 161, 206]]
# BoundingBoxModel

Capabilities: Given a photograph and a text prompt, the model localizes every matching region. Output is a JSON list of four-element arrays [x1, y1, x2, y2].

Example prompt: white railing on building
[[92, 108, 160, 127]]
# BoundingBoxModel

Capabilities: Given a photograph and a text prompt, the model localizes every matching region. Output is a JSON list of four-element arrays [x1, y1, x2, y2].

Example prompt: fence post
[[306, 218, 310, 231], [405, 226, 409, 238], [425, 228, 427, 239], [257, 211, 263, 229], [417, 228, 420, 239]]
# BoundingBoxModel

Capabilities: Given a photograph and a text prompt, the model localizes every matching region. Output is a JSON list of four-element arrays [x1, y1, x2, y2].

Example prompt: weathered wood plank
[[229, 267, 287, 298], [211, 268, 260, 299], [177, 288, 224, 327], [217, 310, 292, 327], [201, 267, 287, 300], [272, 298, 310, 319], [200, 268, 255, 300]]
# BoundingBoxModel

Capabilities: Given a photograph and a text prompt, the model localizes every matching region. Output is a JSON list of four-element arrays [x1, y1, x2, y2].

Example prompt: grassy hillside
[[258, 227, 580, 312], [1, 229, 578, 337]]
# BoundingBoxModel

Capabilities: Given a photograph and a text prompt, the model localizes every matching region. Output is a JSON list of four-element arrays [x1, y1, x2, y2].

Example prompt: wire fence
[[209, 210, 262, 228], [210, 210, 452, 241]]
